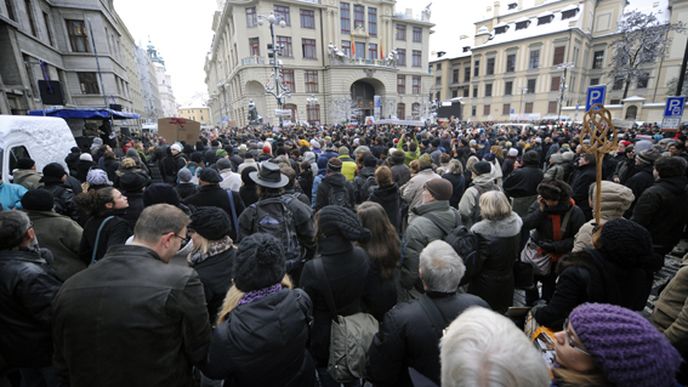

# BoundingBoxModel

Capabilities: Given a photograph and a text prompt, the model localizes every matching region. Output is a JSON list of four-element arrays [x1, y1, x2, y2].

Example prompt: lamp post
[[258, 13, 289, 123], [557, 62, 575, 123], [520, 86, 529, 119]]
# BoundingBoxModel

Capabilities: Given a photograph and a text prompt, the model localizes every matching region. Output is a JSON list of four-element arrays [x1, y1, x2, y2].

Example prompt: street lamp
[[557, 62, 575, 123], [520, 86, 529, 118], [258, 12, 289, 121]]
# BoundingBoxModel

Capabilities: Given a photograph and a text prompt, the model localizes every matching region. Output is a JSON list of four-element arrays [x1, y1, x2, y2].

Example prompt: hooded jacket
[[368, 183, 402, 231], [314, 173, 355, 211], [25, 209, 84, 281], [401, 168, 441, 223], [458, 172, 500, 229], [12, 169, 43, 190]]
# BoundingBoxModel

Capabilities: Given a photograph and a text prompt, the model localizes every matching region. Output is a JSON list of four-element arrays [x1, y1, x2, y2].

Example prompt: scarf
[[238, 283, 283, 306], [188, 236, 234, 266]]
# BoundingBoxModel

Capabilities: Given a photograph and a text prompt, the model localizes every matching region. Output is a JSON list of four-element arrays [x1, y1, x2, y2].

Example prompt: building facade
[[178, 106, 211, 126], [147, 43, 177, 118], [0, 0, 146, 115], [430, 0, 688, 123], [205, 0, 434, 127], [135, 45, 163, 122]]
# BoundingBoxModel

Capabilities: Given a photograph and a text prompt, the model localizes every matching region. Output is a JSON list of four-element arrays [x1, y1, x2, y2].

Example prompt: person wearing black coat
[[299, 206, 371, 382], [75, 155, 94, 183], [41, 162, 80, 221], [569, 153, 597, 220], [314, 159, 356, 211], [366, 240, 489, 386], [65, 147, 81, 176], [441, 159, 466, 208], [0, 211, 62, 385], [367, 165, 402, 232], [184, 169, 245, 242], [534, 218, 659, 331], [239, 166, 260, 207], [502, 151, 544, 217], [632, 156, 688, 257]]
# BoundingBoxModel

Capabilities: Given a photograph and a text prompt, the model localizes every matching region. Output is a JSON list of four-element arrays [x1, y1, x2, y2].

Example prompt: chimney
[[493, 1, 501, 17], [405, 8, 413, 18]]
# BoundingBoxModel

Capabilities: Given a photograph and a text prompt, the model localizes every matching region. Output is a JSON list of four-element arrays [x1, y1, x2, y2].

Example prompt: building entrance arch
[[350, 78, 385, 122]]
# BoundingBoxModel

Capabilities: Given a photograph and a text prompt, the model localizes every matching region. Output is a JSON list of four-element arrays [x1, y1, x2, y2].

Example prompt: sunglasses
[[563, 318, 590, 356]]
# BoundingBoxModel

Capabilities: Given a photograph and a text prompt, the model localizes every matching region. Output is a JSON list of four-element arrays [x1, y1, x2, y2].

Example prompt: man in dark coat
[[625, 147, 662, 214], [314, 158, 355, 211], [52, 204, 211, 387], [503, 150, 544, 217], [161, 143, 188, 185], [184, 168, 245, 241], [569, 153, 597, 220], [389, 150, 411, 187], [632, 156, 688, 257], [0, 210, 62, 386], [40, 162, 79, 221], [366, 240, 488, 386]]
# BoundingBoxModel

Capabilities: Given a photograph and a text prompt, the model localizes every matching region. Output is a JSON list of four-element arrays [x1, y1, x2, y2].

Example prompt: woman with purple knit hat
[[552, 303, 681, 386]]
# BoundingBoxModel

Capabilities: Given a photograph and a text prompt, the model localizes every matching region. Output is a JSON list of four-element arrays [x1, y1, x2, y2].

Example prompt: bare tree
[[608, 11, 684, 99]]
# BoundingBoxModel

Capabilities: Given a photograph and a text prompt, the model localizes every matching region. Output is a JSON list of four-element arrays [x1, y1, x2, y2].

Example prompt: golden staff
[[578, 103, 618, 225]]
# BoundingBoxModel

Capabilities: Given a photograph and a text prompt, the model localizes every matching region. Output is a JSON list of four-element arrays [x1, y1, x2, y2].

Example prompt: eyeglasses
[[168, 233, 187, 242], [563, 318, 590, 356]]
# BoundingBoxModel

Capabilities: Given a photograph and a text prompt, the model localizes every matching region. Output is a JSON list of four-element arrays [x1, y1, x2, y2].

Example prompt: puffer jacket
[[401, 200, 460, 300], [12, 169, 43, 190], [0, 181, 28, 210], [572, 181, 635, 252], [203, 289, 315, 387], [458, 172, 501, 229]]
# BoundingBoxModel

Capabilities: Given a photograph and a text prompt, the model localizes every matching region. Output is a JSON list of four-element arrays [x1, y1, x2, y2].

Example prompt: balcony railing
[[330, 57, 396, 68], [240, 56, 265, 66]]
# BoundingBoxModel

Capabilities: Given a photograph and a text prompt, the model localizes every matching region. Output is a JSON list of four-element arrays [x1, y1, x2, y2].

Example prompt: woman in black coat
[[441, 159, 466, 208], [468, 191, 522, 314], [299, 206, 371, 384], [187, 207, 235, 323], [533, 218, 659, 331], [203, 233, 315, 387], [367, 165, 401, 232]]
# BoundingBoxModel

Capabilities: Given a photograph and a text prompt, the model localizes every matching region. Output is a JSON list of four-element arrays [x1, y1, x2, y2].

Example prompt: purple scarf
[[238, 283, 283, 306]]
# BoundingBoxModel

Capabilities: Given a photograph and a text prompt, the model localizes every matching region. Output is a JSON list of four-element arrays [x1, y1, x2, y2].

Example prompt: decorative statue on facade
[[385, 49, 398, 67], [247, 99, 262, 125], [328, 42, 346, 62], [421, 3, 432, 22]]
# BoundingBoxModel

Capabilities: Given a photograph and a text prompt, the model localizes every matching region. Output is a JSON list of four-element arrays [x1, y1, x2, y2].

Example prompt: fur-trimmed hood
[[470, 212, 522, 238]]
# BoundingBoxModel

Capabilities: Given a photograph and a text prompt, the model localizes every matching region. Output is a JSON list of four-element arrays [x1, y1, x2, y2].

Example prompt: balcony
[[329, 57, 396, 69], [240, 56, 265, 66]]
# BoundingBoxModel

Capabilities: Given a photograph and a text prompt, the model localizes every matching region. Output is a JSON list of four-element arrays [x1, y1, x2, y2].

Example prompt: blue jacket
[[0, 181, 28, 210]]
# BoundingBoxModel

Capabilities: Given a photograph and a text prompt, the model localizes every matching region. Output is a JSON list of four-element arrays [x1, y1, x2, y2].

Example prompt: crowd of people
[[1, 119, 688, 387]]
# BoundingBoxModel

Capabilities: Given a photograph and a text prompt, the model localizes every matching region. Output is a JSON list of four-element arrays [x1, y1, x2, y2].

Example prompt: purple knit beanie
[[569, 303, 681, 387]]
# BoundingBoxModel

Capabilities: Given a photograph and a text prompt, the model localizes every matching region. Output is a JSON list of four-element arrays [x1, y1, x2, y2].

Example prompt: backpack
[[327, 184, 352, 209], [354, 174, 376, 203], [470, 183, 497, 224], [250, 196, 302, 268], [423, 212, 480, 285]]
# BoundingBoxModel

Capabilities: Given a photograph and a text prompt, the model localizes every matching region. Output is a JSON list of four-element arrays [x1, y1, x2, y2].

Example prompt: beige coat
[[652, 253, 688, 354]]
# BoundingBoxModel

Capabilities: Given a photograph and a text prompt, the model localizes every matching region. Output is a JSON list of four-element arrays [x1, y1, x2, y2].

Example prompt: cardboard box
[[157, 117, 201, 144]]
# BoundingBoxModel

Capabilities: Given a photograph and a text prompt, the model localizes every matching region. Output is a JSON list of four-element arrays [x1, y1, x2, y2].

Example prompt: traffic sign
[[585, 85, 606, 112], [662, 96, 685, 131]]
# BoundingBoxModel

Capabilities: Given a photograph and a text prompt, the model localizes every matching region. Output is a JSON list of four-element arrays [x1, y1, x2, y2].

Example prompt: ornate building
[[205, 0, 434, 126]]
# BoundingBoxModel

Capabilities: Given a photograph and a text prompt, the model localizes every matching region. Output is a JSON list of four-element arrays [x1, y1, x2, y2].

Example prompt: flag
[[380, 41, 384, 60], [351, 36, 355, 57]]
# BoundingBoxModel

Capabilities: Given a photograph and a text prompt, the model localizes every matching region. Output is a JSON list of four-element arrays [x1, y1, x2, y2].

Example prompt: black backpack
[[327, 184, 353, 209], [250, 196, 302, 268], [423, 212, 480, 285]]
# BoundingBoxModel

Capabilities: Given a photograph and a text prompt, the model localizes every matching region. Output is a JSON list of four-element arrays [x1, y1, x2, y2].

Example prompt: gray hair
[[479, 191, 512, 221], [447, 159, 464, 175], [440, 307, 550, 387], [0, 210, 31, 250], [134, 204, 189, 244], [419, 240, 466, 292]]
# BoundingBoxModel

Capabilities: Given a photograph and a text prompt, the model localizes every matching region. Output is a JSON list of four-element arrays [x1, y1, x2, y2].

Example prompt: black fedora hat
[[249, 161, 289, 188]]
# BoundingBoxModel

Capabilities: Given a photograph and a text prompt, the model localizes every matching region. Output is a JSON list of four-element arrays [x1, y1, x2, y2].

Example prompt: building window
[[396, 24, 406, 41], [483, 104, 491, 115], [396, 48, 406, 66], [5, 0, 16, 21], [505, 80, 513, 95], [463, 87, 469, 97], [502, 103, 511, 115], [282, 69, 295, 92], [340, 2, 350, 34], [412, 75, 421, 94], [471, 105, 476, 116], [302, 38, 316, 59], [525, 102, 533, 113], [515, 20, 530, 30], [413, 26, 422, 43], [274, 5, 290, 26], [397, 103, 405, 119], [43, 11, 53, 46], [397, 75, 406, 94], [368, 7, 377, 36], [353, 4, 364, 29], [562, 7, 579, 20], [486, 57, 495, 75], [66, 19, 89, 52], [473, 86, 478, 98], [452, 89, 458, 98], [452, 69, 459, 84], [78, 72, 99, 94], [613, 76, 624, 90], [592, 50, 604, 69], [473, 59, 480, 77], [353, 41, 364, 59], [368, 43, 377, 60], [341, 40, 350, 56], [590, 78, 600, 86], [506, 53, 516, 72], [548, 101, 558, 113], [485, 83, 492, 97], [276, 36, 292, 57], [553, 46, 565, 65], [527, 78, 536, 93], [529, 49, 540, 69], [300, 9, 315, 29], [625, 105, 638, 119], [307, 103, 320, 123], [249, 37, 260, 56], [537, 14, 554, 25], [304, 70, 318, 93], [412, 50, 422, 67], [495, 25, 508, 34], [637, 72, 649, 88], [551, 76, 561, 91], [24, 0, 36, 36], [464, 66, 470, 82], [246, 7, 257, 27], [435, 76, 441, 86]]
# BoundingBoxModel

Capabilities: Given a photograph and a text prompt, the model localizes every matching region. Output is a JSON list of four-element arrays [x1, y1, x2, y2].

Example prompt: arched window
[[411, 102, 421, 119], [625, 105, 638, 120], [396, 103, 406, 119]]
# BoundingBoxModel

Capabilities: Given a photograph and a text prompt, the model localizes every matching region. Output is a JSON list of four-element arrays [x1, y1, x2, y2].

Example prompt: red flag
[[380, 42, 384, 60], [351, 37, 355, 57]]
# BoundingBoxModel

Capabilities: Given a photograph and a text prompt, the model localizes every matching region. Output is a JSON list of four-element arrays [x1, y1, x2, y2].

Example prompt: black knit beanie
[[189, 207, 230, 241], [234, 233, 285, 292], [143, 183, 181, 207], [21, 189, 54, 211], [317, 205, 371, 242], [599, 218, 653, 267]]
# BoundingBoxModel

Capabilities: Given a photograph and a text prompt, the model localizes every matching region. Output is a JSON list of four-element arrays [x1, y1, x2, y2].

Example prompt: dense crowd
[[1, 119, 688, 387]]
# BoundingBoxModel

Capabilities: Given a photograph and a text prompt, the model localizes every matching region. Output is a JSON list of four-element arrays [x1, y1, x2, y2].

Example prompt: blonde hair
[[216, 274, 293, 325], [479, 191, 512, 221]]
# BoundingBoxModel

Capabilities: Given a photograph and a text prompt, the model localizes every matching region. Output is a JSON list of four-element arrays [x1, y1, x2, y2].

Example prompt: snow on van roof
[[0, 116, 77, 172]]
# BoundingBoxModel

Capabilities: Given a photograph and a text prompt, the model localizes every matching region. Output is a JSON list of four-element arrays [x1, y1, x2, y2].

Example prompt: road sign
[[585, 85, 606, 112], [662, 96, 685, 131]]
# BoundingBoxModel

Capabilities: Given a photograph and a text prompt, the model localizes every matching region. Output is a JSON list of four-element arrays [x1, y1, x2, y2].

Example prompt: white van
[[0, 115, 78, 182]]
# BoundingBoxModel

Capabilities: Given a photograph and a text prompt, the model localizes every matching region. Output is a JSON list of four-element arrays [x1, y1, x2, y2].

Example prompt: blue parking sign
[[664, 96, 685, 118], [585, 85, 606, 112]]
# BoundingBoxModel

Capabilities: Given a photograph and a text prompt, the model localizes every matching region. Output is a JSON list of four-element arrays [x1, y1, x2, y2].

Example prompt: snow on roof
[[560, 3, 580, 12], [623, 95, 646, 102], [514, 17, 530, 23], [475, 3, 583, 49], [477, 25, 490, 34], [625, 0, 669, 23], [494, 22, 509, 28]]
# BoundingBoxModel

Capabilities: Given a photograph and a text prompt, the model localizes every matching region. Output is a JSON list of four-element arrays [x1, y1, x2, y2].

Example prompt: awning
[[28, 108, 141, 120]]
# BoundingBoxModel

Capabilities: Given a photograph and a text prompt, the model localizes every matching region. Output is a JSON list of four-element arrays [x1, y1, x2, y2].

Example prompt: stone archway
[[244, 80, 267, 124], [350, 77, 386, 122]]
